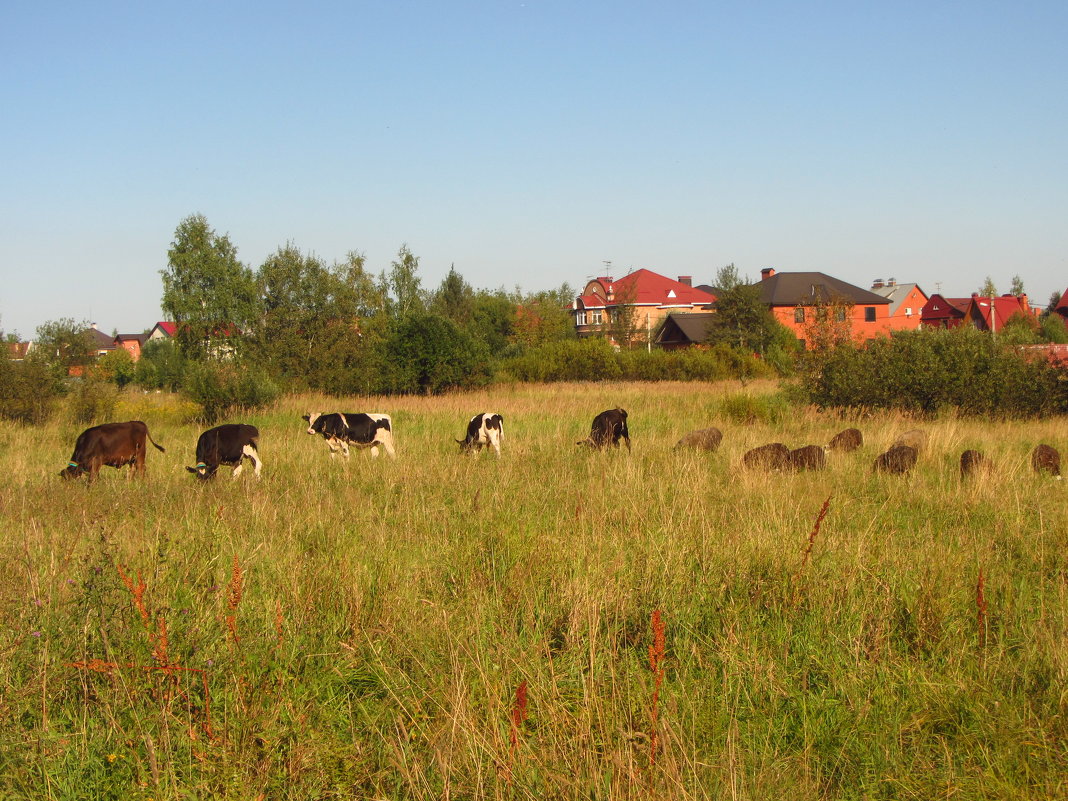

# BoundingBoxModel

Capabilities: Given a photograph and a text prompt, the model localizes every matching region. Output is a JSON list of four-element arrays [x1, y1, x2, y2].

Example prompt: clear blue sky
[[2, 0, 1066, 338]]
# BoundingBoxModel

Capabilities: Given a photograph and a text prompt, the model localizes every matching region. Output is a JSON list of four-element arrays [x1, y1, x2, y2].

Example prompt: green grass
[[1, 381, 1066, 799]]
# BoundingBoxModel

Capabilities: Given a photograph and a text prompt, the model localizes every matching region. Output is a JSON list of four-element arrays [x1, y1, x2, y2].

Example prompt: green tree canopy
[[383, 312, 489, 394], [706, 280, 790, 354], [34, 318, 94, 376], [160, 214, 257, 360]]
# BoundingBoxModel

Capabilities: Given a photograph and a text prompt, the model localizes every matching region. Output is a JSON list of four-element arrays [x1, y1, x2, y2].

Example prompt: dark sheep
[[959, 449, 992, 479], [675, 427, 723, 452], [828, 427, 863, 452], [789, 445, 828, 471], [742, 442, 790, 471], [872, 444, 917, 475], [1031, 444, 1061, 478]]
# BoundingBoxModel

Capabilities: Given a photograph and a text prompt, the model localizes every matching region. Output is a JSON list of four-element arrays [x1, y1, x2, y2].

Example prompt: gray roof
[[869, 282, 924, 316], [757, 272, 890, 307]]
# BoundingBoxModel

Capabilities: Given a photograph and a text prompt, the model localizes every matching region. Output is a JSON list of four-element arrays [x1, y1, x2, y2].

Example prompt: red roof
[[596, 269, 716, 307], [1054, 288, 1068, 316], [576, 293, 606, 309], [969, 295, 1032, 331], [154, 321, 177, 336]]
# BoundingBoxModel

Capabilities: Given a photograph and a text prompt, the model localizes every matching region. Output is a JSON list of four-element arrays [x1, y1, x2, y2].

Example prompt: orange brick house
[[756, 268, 895, 347], [868, 278, 927, 330], [572, 269, 715, 344], [113, 333, 148, 361]]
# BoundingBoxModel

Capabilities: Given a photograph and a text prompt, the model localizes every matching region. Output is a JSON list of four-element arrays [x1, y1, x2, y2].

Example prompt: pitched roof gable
[[609, 269, 716, 306]]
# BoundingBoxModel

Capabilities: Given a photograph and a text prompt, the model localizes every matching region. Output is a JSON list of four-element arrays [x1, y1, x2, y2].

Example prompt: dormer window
[[667, 289, 676, 298]]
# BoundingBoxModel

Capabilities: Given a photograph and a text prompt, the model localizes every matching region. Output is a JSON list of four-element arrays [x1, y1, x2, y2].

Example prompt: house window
[[591, 310, 603, 325], [864, 307, 876, 322], [834, 307, 846, 322], [905, 307, 913, 317], [794, 307, 805, 323], [575, 311, 587, 326]]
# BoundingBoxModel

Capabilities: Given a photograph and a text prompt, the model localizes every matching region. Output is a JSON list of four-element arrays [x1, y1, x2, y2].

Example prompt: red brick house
[[113, 333, 148, 361], [868, 278, 927, 330], [755, 268, 892, 346], [964, 293, 1037, 332], [572, 269, 716, 344]]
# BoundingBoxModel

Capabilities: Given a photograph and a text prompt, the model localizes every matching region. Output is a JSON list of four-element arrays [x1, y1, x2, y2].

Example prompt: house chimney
[[760, 267, 776, 281], [887, 277, 896, 287], [872, 278, 884, 289], [678, 276, 692, 287], [90, 322, 98, 330]]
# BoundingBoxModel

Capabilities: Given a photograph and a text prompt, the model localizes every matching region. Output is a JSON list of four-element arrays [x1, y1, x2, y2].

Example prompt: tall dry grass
[[0, 381, 1065, 799]]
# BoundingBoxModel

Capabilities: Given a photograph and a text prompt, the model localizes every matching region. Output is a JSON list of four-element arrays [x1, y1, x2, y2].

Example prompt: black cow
[[742, 442, 790, 471], [789, 444, 828, 471], [1031, 444, 1061, 478], [186, 424, 261, 480], [303, 412, 396, 459], [828, 428, 863, 452], [959, 449, 991, 479], [577, 408, 630, 450], [60, 421, 165, 482], [872, 444, 917, 475], [457, 413, 504, 456]]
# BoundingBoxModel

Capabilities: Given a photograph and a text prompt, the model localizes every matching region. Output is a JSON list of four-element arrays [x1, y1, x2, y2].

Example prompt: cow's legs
[[369, 444, 380, 458], [232, 462, 244, 478], [243, 444, 262, 478], [377, 434, 397, 459]]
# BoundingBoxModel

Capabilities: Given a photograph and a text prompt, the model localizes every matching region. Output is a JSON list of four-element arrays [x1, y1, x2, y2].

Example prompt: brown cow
[[872, 444, 917, 475], [1031, 444, 1061, 478], [675, 427, 723, 452], [742, 442, 790, 471], [789, 445, 828, 471], [828, 428, 863, 452], [60, 421, 166, 482], [577, 408, 630, 450], [959, 449, 992, 478]]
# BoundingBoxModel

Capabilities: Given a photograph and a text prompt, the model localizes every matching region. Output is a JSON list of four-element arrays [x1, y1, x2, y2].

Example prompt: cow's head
[[59, 461, 84, 480], [302, 413, 320, 435], [185, 462, 215, 480]]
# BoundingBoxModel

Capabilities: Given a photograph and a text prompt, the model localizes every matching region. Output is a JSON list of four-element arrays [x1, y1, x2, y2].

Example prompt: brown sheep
[[1031, 444, 1061, 478], [959, 449, 992, 478], [675, 427, 723, 452], [742, 442, 790, 471], [872, 444, 917, 475], [789, 445, 828, 471], [893, 429, 928, 454], [828, 427, 863, 452]]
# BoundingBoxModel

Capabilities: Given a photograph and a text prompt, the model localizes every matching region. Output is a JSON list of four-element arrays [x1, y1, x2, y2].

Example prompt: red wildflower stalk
[[799, 495, 832, 573], [509, 680, 529, 753], [152, 615, 169, 667], [648, 609, 666, 767], [117, 564, 150, 628], [976, 566, 988, 649]]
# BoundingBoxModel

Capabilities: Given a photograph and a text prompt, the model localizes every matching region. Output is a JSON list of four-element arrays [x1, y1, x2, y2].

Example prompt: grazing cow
[[303, 412, 396, 459], [828, 428, 863, 452], [60, 421, 165, 482], [789, 444, 828, 471], [872, 444, 917, 475], [577, 408, 630, 450], [1031, 444, 1061, 478], [959, 449, 992, 479], [742, 442, 790, 471], [675, 427, 723, 452], [893, 429, 928, 454], [457, 413, 504, 456], [186, 424, 262, 480]]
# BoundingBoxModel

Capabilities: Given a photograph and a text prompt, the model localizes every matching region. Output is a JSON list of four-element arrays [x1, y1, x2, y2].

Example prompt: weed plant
[[0, 381, 1065, 799]]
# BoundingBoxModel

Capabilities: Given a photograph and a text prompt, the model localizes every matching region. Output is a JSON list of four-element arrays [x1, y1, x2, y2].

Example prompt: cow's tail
[[147, 430, 166, 453]]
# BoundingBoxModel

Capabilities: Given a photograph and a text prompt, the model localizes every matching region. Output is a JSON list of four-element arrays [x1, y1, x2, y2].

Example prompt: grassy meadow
[[1, 380, 1066, 800]]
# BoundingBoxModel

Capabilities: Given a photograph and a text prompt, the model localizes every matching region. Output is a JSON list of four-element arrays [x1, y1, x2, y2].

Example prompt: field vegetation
[[1, 381, 1066, 799]]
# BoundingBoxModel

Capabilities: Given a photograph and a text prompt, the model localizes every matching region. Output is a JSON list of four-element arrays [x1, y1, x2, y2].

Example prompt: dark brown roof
[[655, 313, 715, 345], [757, 272, 890, 307]]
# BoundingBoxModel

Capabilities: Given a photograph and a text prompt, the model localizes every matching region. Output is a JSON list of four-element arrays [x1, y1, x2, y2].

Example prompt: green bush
[[798, 327, 1068, 417], [0, 357, 59, 424], [383, 313, 492, 395], [183, 361, 280, 423], [67, 376, 119, 424], [134, 339, 186, 392], [718, 392, 792, 424]]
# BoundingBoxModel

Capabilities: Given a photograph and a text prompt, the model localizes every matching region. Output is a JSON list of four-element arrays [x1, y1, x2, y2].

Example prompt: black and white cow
[[186, 424, 262, 480], [456, 413, 504, 456], [577, 408, 631, 450], [303, 412, 396, 459]]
